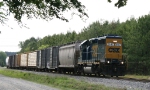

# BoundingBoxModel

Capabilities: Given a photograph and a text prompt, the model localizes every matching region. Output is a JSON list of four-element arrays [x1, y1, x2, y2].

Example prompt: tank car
[[6, 57, 9, 68]]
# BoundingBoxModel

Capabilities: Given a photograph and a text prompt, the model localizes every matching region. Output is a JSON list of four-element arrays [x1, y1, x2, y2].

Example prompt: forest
[[18, 14, 150, 75]]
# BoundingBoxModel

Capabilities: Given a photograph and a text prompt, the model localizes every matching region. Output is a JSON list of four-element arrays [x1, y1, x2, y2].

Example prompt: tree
[[2, 0, 88, 22], [0, 0, 127, 24], [18, 37, 38, 52], [108, 0, 127, 8], [0, 2, 7, 24], [0, 51, 7, 67]]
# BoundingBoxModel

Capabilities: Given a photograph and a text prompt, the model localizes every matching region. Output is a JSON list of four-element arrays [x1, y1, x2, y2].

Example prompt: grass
[[122, 74, 150, 80], [0, 68, 125, 90]]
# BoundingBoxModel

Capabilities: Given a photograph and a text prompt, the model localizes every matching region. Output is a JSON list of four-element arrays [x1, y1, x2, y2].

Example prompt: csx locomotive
[[6, 35, 127, 77]]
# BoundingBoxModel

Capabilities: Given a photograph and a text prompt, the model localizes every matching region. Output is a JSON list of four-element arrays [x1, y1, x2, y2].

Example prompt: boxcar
[[28, 51, 37, 70], [20, 53, 28, 69], [14, 54, 21, 69], [45, 46, 59, 72], [9, 55, 15, 68], [37, 49, 46, 71]]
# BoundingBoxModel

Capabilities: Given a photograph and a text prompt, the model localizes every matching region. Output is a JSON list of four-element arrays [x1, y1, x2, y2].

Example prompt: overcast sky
[[0, 0, 150, 52]]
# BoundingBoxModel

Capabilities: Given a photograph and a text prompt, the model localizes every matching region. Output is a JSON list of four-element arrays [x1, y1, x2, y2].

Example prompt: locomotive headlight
[[107, 61, 110, 63], [121, 61, 124, 64]]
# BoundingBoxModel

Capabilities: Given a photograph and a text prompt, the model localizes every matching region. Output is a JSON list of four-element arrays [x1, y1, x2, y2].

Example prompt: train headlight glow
[[107, 61, 110, 63], [121, 61, 124, 64]]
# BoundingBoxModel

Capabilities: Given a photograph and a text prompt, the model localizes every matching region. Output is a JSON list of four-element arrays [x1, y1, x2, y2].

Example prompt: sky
[[0, 0, 150, 52]]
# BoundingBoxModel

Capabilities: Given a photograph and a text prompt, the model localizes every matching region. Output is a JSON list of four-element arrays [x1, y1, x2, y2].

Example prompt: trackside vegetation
[[0, 68, 125, 90]]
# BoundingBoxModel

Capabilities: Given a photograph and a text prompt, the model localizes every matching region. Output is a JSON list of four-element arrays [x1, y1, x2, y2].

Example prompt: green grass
[[0, 68, 125, 90]]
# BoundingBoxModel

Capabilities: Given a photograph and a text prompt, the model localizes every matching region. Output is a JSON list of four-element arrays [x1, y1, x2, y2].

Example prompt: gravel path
[[0, 74, 59, 90]]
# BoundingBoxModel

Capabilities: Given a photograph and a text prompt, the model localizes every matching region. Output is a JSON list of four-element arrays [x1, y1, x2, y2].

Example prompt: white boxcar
[[20, 53, 28, 67], [28, 51, 37, 67]]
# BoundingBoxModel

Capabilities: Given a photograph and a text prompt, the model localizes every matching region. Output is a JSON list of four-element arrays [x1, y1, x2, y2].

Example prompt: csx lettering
[[108, 48, 120, 53]]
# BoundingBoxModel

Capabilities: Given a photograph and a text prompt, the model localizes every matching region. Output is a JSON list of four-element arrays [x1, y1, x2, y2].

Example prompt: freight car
[[58, 41, 81, 74], [45, 46, 59, 72], [5, 57, 9, 68], [6, 35, 127, 77]]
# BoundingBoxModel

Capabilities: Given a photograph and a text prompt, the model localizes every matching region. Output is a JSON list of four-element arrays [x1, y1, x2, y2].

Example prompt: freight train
[[6, 35, 127, 77]]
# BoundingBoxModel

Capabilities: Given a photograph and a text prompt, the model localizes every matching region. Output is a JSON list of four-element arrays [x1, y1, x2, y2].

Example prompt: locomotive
[[77, 35, 127, 77], [6, 35, 127, 77]]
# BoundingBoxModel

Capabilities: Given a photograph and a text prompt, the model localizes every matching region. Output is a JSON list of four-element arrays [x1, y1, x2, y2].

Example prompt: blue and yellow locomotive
[[78, 35, 127, 77]]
